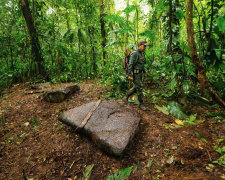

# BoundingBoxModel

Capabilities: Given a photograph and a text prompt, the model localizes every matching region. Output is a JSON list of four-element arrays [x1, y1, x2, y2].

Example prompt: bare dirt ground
[[0, 80, 224, 180]]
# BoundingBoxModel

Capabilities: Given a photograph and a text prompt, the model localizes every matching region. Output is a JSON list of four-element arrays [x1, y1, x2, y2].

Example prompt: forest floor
[[0, 80, 224, 180]]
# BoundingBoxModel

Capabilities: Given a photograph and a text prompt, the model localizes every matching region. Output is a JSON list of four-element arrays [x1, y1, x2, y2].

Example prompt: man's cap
[[138, 40, 149, 46]]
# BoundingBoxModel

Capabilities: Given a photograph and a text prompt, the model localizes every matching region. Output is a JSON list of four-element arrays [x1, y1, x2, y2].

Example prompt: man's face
[[139, 44, 146, 52]]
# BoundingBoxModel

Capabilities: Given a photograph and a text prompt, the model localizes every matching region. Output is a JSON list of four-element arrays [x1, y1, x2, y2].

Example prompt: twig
[[206, 149, 212, 161]]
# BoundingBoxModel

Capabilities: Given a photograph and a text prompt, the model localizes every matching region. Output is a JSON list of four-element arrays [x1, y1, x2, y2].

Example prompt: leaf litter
[[0, 81, 224, 179]]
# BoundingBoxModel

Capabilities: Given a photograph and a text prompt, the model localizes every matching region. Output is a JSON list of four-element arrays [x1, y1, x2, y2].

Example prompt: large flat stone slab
[[43, 84, 80, 103], [59, 101, 140, 156], [59, 101, 96, 129]]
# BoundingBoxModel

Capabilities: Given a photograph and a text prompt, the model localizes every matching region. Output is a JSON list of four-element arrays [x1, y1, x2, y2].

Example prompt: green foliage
[[195, 132, 207, 143], [123, 5, 138, 15], [83, 164, 94, 180], [174, 10, 185, 21], [106, 166, 133, 180], [212, 138, 225, 167], [104, 15, 127, 28], [215, 146, 225, 155], [167, 101, 188, 120], [207, 113, 225, 117], [182, 114, 204, 126], [0, 0, 224, 111], [155, 105, 169, 115], [105, 73, 128, 92], [213, 146, 225, 167], [216, 16, 225, 33], [156, 103, 204, 126]]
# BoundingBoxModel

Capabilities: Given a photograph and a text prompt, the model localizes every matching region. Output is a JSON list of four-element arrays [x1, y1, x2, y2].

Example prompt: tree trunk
[[100, 0, 107, 64], [186, 0, 225, 108], [168, 0, 177, 72], [89, 27, 97, 78], [19, 0, 46, 77], [207, 0, 214, 52], [126, 0, 129, 44], [136, 7, 139, 43]]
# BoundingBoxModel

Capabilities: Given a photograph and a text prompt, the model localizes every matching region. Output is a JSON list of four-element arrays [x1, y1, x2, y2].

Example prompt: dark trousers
[[127, 73, 143, 103]]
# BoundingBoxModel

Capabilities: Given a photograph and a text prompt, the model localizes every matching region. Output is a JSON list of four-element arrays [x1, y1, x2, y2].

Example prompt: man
[[123, 40, 148, 110]]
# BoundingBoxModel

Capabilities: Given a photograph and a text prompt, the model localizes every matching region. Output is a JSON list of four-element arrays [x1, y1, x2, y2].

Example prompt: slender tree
[[168, 0, 177, 72], [19, 0, 46, 77], [126, 0, 129, 44], [100, 0, 107, 63], [136, 7, 139, 42], [186, 0, 225, 107]]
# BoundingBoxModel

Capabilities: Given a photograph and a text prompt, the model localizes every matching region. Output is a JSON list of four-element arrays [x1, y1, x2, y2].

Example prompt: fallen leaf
[[166, 156, 174, 164], [175, 119, 184, 126], [24, 122, 29, 127]]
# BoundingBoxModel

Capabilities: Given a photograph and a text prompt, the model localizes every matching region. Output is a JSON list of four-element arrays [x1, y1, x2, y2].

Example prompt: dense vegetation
[[0, 0, 225, 106], [0, 1, 225, 179]]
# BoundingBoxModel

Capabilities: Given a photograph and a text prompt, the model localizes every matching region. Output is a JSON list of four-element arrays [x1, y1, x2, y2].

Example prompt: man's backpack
[[122, 47, 132, 74]]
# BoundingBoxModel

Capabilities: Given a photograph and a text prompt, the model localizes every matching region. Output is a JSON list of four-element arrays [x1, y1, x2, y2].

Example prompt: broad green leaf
[[106, 166, 133, 180], [83, 164, 94, 180], [167, 101, 187, 119], [188, 114, 197, 121], [201, 138, 207, 143], [214, 49, 222, 60], [216, 16, 225, 33], [195, 132, 201, 138], [155, 105, 169, 115], [167, 78, 176, 91], [183, 81, 190, 94]]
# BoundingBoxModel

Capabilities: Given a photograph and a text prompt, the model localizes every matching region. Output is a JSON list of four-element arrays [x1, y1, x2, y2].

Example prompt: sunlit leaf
[[155, 105, 169, 115], [175, 119, 184, 126], [188, 114, 197, 121], [213, 154, 225, 167], [83, 164, 94, 180], [106, 166, 133, 180]]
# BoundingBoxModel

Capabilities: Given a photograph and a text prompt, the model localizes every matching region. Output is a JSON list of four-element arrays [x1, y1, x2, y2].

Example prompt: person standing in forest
[[123, 40, 148, 110]]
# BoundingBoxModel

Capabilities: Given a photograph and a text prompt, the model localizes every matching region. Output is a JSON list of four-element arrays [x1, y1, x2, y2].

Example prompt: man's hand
[[126, 75, 133, 81]]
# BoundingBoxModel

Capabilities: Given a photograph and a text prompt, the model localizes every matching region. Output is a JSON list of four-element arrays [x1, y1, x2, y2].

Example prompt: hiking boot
[[139, 104, 146, 111]]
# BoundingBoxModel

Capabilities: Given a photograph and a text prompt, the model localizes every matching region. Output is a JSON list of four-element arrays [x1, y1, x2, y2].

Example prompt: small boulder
[[43, 84, 80, 103], [30, 82, 51, 90], [59, 101, 140, 156]]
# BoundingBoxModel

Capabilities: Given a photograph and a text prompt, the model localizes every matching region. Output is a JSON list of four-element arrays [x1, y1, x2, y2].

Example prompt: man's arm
[[127, 51, 137, 76]]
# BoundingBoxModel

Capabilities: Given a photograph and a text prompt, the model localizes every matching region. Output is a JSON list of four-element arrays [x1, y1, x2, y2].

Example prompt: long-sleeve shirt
[[127, 49, 146, 76]]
